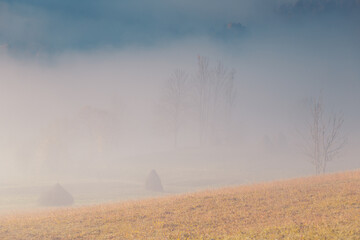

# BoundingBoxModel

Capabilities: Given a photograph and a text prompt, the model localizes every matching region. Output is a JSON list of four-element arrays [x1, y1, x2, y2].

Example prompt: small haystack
[[145, 169, 164, 192], [38, 183, 74, 206]]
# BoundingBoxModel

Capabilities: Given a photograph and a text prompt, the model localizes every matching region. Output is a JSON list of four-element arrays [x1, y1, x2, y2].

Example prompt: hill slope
[[1, 171, 360, 239]]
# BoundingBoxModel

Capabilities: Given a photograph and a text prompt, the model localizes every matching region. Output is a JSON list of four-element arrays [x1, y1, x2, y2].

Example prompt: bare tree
[[159, 69, 189, 147], [303, 96, 346, 174], [194, 56, 211, 144], [193, 56, 237, 145], [218, 63, 237, 140], [157, 57, 237, 146], [223, 68, 236, 121]]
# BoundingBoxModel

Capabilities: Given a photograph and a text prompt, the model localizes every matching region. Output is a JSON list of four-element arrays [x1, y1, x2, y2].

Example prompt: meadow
[[0, 170, 359, 239]]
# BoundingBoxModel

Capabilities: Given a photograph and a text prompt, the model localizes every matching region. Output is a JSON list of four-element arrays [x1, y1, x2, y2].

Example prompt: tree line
[[158, 56, 236, 147], [159, 56, 346, 175]]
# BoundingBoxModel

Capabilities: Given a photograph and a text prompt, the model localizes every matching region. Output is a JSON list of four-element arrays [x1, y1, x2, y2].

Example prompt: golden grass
[[1, 170, 360, 239]]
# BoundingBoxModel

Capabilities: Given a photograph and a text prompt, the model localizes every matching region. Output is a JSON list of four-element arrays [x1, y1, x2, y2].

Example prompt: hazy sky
[[0, 0, 359, 180], [2, 0, 359, 52], [0, 0, 359, 55]]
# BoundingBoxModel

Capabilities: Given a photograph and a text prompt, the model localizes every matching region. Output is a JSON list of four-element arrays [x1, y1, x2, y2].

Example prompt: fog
[[0, 0, 359, 210]]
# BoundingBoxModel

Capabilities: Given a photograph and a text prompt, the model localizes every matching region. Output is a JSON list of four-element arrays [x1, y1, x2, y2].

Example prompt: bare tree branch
[[303, 96, 346, 174], [158, 69, 189, 147], [193, 56, 237, 145]]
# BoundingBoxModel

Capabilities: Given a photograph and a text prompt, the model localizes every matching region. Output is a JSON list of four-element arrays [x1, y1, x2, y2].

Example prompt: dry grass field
[[0, 170, 359, 239]]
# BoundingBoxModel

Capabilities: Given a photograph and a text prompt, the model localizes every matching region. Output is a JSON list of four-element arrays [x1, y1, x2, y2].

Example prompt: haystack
[[145, 169, 164, 192], [38, 183, 74, 206]]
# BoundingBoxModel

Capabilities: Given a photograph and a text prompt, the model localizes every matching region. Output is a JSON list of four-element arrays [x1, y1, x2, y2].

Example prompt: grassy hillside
[[0, 170, 360, 239]]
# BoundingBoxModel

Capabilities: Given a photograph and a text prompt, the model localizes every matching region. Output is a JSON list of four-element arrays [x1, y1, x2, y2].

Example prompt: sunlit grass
[[0, 170, 359, 239]]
